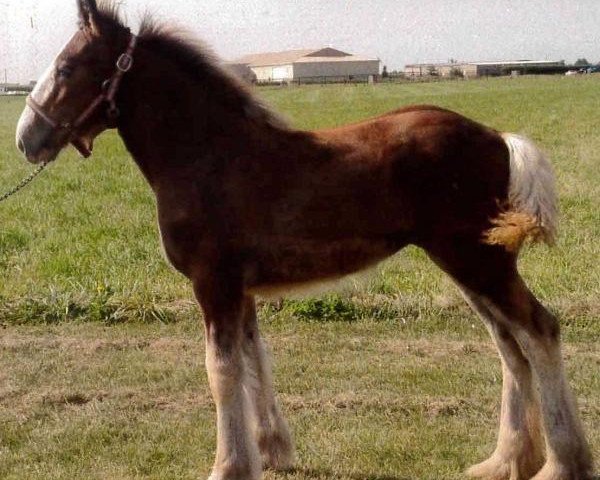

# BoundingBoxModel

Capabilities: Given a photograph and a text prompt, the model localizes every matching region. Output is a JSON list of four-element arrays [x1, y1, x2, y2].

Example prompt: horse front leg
[[194, 279, 262, 480], [241, 297, 295, 471]]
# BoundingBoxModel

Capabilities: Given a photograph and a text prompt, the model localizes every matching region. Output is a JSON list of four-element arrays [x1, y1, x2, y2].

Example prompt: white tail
[[502, 133, 558, 243], [485, 134, 558, 251]]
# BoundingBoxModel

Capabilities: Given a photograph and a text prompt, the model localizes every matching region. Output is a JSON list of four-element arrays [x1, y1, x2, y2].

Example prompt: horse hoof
[[467, 455, 511, 480], [258, 431, 296, 471], [530, 461, 596, 480], [208, 472, 261, 480], [208, 463, 262, 480], [467, 452, 543, 480]]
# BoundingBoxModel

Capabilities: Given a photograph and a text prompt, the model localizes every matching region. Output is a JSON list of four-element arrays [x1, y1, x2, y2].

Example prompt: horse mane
[[96, 1, 288, 130]]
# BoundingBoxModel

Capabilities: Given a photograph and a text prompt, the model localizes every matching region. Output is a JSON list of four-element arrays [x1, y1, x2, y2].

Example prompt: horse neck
[[115, 43, 292, 188]]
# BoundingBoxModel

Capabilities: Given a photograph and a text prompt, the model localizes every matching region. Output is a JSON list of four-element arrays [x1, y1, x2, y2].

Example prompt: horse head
[[16, 0, 133, 163]]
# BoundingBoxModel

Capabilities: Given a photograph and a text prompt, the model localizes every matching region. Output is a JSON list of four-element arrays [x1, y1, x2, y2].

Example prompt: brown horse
[[15, 2, 594, 479]]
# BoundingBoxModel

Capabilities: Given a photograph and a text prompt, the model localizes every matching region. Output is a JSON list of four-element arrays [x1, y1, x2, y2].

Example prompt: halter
[[26, 34, 138, 158]]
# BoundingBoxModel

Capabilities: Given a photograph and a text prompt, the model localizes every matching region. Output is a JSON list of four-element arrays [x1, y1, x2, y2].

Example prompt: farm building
[[405, 60, 566, 78], [0, 83, 23, 94], [228, 48, 380, 83]]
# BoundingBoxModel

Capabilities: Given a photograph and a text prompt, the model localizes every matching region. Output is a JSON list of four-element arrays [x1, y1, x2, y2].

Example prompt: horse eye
[[57, 66, 74, 79]]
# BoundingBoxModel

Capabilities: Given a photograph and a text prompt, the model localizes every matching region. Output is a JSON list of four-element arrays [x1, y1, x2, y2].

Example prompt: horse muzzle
[[15, 106, 62, 164]]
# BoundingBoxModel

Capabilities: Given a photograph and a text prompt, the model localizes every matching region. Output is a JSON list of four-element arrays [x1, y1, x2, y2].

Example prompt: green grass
[[0, 76, 599, 478]]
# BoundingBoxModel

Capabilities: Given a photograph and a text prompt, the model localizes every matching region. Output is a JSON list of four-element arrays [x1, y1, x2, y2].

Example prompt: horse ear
[[77, 0, 100, 30]]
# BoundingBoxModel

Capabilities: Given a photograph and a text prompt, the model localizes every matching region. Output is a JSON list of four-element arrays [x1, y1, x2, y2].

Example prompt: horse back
[[309, 105, 510, 238]]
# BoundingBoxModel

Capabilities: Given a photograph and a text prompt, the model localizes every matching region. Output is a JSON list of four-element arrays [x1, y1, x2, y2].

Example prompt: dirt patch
[[0, 386, 214, 419], [381, 338, 496, 359], [280, 392, 483, 418], [41, 392, 101, 406], [0, 333, 200, 354]]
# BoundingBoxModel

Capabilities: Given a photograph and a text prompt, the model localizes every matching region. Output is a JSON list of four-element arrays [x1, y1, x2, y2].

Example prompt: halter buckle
[[116, 53, 133, 72]]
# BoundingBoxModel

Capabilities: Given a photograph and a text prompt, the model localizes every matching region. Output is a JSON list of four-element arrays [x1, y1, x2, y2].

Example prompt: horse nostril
[[17, 137, 25, 154]]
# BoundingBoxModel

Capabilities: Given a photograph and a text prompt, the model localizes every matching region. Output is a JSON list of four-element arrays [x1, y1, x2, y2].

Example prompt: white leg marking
[[205, 341, 261, 480], [461, 288, 544, 480], [242, 300, 295, 471], [482, 296, 594, 480], [516, 336, 594, 480]]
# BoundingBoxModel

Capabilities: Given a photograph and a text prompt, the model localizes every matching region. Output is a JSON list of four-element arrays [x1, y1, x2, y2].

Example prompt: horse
[[15, 1, 594, 479]]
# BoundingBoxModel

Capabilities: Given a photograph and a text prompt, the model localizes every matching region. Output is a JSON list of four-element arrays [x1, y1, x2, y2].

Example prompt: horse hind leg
[[508, 293, 594, 480], [479, 283, 594, 480], [241, 297, 295, 471], [424, 239, 594, 480], [460, 286, 544, 480]]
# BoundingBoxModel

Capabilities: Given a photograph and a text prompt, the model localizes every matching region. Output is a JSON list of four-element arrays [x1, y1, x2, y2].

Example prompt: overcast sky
[[1, 0, 599, 83]]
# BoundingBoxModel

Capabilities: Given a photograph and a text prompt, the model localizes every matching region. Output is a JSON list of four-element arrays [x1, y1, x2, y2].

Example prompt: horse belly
[[245, 236, 403, 298]]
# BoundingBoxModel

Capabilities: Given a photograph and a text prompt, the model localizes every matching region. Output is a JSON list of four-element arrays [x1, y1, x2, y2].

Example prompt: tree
[[449, 67, 464, 78], [426, 65, 439, 76], [382, 65, 389, 78], [574, 58, 589, 66]]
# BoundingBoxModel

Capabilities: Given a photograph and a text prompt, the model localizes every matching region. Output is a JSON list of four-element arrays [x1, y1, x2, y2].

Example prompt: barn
[[228, 48, 380, 83]]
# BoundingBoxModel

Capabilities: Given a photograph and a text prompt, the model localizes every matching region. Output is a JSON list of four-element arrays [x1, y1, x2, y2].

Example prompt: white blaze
[[16, 33, 78, 153]]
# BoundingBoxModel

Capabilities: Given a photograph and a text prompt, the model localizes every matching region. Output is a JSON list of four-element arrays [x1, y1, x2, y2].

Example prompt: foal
[[15, 1, 594, 479]]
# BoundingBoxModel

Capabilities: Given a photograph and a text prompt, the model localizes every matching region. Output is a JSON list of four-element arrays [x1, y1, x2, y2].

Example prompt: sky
[[1, 0, 599, 83]]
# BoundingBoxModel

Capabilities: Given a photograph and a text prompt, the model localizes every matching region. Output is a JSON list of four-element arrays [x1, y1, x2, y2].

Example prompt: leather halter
[[26, 34, 138, 158]]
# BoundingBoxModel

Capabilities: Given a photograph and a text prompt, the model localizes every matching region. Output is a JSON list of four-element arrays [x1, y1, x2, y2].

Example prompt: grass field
[[0, 76, 598, 479]]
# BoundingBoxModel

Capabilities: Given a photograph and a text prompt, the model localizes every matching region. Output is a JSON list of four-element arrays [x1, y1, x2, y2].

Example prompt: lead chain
[[0, 162, 48, 203]]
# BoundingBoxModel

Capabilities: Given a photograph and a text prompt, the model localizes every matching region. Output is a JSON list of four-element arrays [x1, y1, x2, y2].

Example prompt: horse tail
[[484, 133, 558, 252]]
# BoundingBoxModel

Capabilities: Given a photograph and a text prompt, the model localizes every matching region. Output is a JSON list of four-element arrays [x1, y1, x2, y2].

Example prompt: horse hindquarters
[[420, 132, 592, 479]]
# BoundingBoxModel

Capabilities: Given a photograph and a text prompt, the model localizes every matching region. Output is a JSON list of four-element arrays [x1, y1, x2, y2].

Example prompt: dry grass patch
[[1, 318, 597, 479]]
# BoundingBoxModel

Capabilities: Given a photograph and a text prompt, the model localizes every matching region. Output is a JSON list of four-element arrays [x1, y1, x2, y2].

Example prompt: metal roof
[[471, 60, 564, 66], [233, 49, 317, 67], [295, 56, 379, 64], [232, 48, 376, 67], [406, 60, 565, 68]]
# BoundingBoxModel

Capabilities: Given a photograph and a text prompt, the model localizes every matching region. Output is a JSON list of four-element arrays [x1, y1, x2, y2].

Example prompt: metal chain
[[0, 162, 49, 203]]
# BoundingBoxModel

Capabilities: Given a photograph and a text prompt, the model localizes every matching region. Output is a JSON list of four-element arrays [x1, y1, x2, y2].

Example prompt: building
[[405, 60, 566, 78], [0, 83, 22, 94], [228, 47, 380, 83], [0, 82, 34, 94]]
